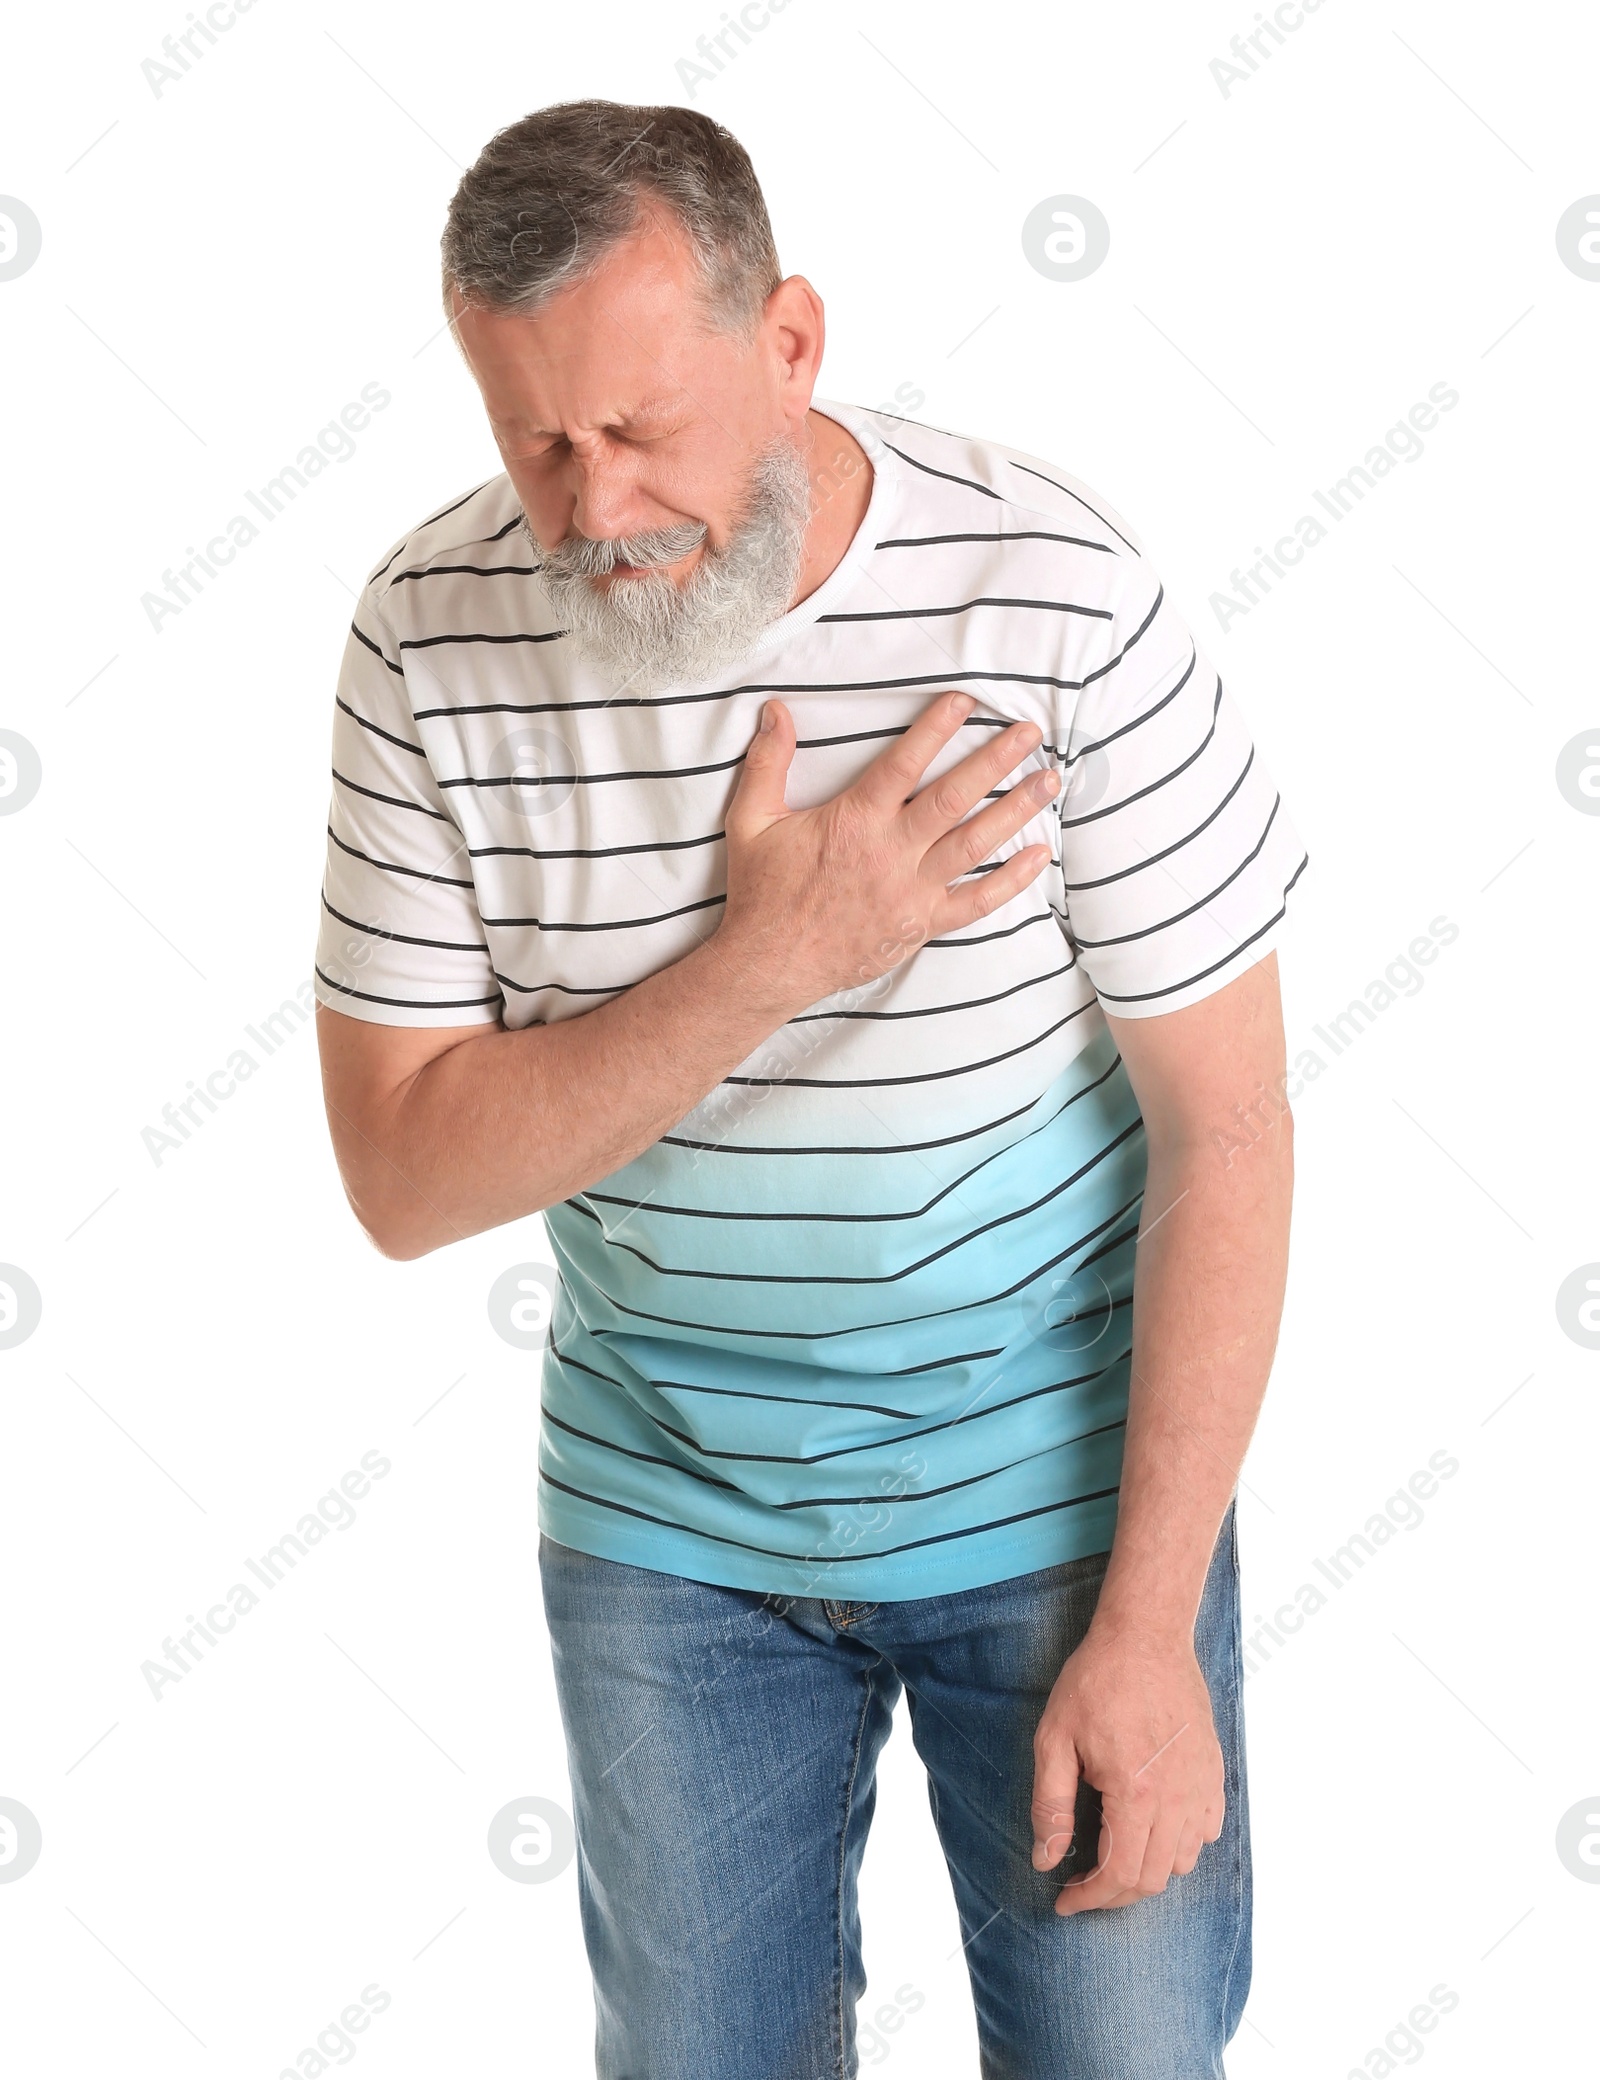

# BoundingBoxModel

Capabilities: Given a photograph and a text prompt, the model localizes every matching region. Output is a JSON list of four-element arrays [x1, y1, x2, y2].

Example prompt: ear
[[764, 275, 825, 431]]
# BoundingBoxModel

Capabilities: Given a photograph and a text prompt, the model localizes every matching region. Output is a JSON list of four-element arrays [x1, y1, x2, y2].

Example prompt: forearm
[[320, 696, 1056, 1262], [1090, 1108, 1294, 1647], [352, 924, 801, 1258]]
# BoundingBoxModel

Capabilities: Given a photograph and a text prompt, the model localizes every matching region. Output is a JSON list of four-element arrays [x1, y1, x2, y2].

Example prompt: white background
[[2, 1, 1596, 2074]]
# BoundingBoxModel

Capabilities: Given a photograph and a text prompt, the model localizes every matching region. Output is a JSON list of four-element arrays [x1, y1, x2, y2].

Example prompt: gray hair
[[440, 100, 782, 340]]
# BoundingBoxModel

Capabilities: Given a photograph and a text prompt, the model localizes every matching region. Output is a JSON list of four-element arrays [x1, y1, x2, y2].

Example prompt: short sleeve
[[1057, 560, 1309, 1018], [312, 589, 505, 1028]]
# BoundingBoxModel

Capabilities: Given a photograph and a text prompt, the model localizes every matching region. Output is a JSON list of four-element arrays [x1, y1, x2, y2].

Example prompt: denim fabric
[[538, 1502, 1249, 2079]]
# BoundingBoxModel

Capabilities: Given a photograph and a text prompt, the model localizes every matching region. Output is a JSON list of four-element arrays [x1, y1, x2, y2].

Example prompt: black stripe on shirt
[[776, 1422, 1129, 1508], [536, 1468, 1121, 1564], [784, 956, 1078, 1027], [817, 595, 1113, 626], [437, 751, 746, 792], [874, 529, 1117, 555], [326, 827, 475, 889], [1006, 461, 1142, 556], [1091, 855, 1309, 1004], [548, 1338, 926, 1424], [331, 766, 455, 825], [471, 830, 727, 863], [541, 1404, 741, 1489], [1058, 674, 1224, 831], [571, 1188, 1143, 1343], [876, 440, 1005, 502], [1062, 647, 1198, 771], [321, 893, 489, 956], [389, 562, 542, 584], [718, 998, 1097, 1090], [580, 1054, 1129, 1227], [1071, 797, 1285, 950], [552, 1331, 1130, 1463], [336, 694, 427, 758], [314, 965, 501, 1011], [1060, 746, 1256, 894], [398, 630, 565, 653], [658, 1083, 1054, 1159], [368, 477, 502, 583], [563, 1117, 1143, 1288], [351, 622, 404, 676], [483, 894, 725, 935]]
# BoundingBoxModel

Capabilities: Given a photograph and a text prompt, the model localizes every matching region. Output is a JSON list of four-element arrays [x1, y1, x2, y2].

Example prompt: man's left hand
[[1030, 1623, 1225, 1915]]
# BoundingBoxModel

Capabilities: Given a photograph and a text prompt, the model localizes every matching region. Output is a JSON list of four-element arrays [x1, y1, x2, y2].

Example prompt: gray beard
[[525, 437, 813, 696]]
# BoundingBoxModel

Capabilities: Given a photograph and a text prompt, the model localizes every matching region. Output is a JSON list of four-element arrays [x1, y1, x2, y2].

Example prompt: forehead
[[449, 208, 734, 432]]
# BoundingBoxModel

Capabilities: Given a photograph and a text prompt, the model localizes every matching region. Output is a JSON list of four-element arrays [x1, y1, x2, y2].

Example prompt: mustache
[[536, 518, 709, 577]]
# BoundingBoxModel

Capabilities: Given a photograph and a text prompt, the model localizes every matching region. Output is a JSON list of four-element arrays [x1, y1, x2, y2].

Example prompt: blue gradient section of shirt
[[537, 1025, 1147, 1598]]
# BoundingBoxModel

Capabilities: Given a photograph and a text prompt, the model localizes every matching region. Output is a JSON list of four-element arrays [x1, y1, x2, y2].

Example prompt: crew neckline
[[735, 397, 899, 666]]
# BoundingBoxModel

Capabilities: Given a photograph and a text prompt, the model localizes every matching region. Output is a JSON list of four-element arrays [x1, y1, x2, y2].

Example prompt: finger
[[1131, 1812, 1187, 1901], [727, 699, 797, 833], [930, 844, 1051, 939], [899, 718, 1045, 848], [851, 691, 977, 815], [1055, 1800, 1151, 1917], [1171, 1825, 1206, 1878], [920, 767, 1060, 886], [1030, 1746, 1081, 1873]]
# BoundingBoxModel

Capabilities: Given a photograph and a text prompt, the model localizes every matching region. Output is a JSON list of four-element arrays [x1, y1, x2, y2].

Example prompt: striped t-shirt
[[313, 399, 1308, 1600]]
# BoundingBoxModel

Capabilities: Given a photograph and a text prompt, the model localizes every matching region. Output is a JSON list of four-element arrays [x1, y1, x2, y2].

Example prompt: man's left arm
[[1030, 950, 1294, 1915]]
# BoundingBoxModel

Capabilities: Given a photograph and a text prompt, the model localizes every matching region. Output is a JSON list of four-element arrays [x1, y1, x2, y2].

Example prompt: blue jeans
[[538, 1504, 1249, 2079]]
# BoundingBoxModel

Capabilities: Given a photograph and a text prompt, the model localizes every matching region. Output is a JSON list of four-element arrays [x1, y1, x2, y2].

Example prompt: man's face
[[449, 210, 817, 690], [455, 219, 780, 545]]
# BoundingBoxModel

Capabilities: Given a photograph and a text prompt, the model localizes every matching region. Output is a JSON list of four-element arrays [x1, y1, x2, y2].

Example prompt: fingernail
[[951, 693, 975, 719], [759, 703, 776, 732], [1034, 771, 1060, 799]]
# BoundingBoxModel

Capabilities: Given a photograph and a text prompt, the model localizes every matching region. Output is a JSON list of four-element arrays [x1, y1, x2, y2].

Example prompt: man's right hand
[[717, 690, 1059, 1016], [316, 690, 1060, 1258]]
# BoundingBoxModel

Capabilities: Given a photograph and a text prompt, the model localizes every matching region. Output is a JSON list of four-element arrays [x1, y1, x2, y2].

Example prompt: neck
[[790, 407, 873, 609]]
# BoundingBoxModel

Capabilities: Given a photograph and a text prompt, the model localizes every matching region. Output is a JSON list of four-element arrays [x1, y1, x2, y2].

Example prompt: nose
[[565, 435, 646, 544]]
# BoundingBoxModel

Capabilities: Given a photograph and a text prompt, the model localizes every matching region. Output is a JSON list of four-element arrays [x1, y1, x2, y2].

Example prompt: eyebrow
[[497, 395, 689, 439]]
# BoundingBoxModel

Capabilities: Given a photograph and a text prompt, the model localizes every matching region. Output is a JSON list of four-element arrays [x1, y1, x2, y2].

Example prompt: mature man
[[314, 100, 1306, 2080]]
